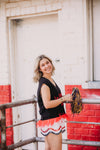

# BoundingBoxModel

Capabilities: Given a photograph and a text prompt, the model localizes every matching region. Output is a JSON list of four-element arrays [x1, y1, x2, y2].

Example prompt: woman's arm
[[41, 84, 72, 109]]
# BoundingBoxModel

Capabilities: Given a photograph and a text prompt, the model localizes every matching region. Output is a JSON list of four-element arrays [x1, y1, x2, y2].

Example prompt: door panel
[[13, 13, 67, 150]]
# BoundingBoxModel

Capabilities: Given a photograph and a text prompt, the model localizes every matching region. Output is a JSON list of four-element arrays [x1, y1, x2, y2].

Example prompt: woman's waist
[[41, 110, 65, 120]]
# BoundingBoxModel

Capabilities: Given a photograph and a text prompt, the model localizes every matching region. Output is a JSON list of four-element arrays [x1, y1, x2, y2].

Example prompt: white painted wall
[[0, 0, 89, 86], [0, 2, 10, 85], [0, 0, 88, 84]]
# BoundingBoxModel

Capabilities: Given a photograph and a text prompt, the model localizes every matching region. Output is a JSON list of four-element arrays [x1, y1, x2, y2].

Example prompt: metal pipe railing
[[7, 137, 36, 150], [0, 98, 37, 110], [0, 98, 100, 150], [35, 137, 100, 147], [82, 98, 100, 104], [0, 96, 37, 150]]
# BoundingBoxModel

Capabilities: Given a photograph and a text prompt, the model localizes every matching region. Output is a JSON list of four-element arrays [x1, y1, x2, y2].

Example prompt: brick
[[66, 103, 71, 110], [95, 116, 100, 122], [65, 86, 100, 99], [18, 1, 32, 8], [81, 124, 94, 129], [0, 85, 3, 90], [89, 136, 99, 141], [96, 136, 100, 141], [83, 104, 93, 110], [3, 96, 10, 102], [66, 84, 100, 149], [83, 104, 100, 110], [6, 129, 13, 136], [67, 123, 82, 128], [83, 146, 98, 150], [0, 90, 3, 95], [0, 84, 13, 145], [88, 116, 100, 122], [68, 147, 74, 150], [36, 5, 46, 13], [89, 129, 100, 136], [82, 135, 90, 141], [6, 8, 11, 16], [67, 134, 74, 139], [66, 110, 72, 115], [10, 7, 16, 16], [67, 127, 74, 134], [74, 134, 82, 140], [95, 110, 100, 117], [15, 6, 20, 15], [46, 4, 53, 11], [46, 0, 58, 4], [3, 85, 10, 90], [81, 110, 95, 116], [68, 145, 83, 150], [92, 104, 100, 110], [32, 0, 45, 6], [6, 135, 13, 146], [2, 90, 10, 96], [6, 108, 12, 115], [72, 116, 88, 122], [52, 3, 61, 10], [94, 125, 100, 129], [6, 116, 13, 125], [74, 128, 89, 135], [67, 133, 81, 140], [6, 2, 18, 8]]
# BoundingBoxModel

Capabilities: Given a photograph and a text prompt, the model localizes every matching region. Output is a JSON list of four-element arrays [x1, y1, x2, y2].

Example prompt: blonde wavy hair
[[33, 55, 55, 82]]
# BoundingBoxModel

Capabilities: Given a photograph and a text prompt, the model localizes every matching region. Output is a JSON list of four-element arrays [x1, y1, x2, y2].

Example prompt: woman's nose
[[45, 64, 48, 68]]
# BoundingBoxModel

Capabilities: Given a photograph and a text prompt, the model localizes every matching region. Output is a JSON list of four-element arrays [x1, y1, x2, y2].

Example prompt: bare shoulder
[[41, 84, 50, 99], [41, 83, 50, 92]]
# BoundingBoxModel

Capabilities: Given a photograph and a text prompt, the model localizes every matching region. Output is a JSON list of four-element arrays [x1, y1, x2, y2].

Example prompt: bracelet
[[60, 97, 63, 101]]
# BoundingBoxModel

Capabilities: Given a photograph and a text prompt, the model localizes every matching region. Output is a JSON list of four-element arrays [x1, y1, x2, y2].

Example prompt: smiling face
[[39, 58, 53, 76]]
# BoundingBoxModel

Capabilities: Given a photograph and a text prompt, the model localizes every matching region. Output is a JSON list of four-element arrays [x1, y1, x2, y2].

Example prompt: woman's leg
[[46, 132, 62, 150], [45, 136, 51, 150]]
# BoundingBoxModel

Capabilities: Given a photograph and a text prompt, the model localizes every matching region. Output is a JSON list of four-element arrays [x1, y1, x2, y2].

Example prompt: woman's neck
[[43, 74, 52, 80]]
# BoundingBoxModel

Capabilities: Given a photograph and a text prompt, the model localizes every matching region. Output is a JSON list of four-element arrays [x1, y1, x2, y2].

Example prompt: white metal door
[[11, 13, 67, 150]]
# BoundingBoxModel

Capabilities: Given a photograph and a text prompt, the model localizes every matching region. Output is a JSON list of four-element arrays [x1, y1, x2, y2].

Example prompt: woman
[[33, 55, 72, 150]]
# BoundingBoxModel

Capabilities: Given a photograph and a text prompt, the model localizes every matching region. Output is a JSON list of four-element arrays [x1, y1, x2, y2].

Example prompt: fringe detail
[[37, 114, 68, 127]]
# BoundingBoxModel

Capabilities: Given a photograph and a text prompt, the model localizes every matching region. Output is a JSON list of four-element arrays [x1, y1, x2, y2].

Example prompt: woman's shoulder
[[37, 77, 50, 96], [39, 77, 48, 82], [39, 77, 50, 86]]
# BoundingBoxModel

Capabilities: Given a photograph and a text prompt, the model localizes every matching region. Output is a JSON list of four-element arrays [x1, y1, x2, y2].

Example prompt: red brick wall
[[65, 85, 100, 150], [0, 85, 13, 146]]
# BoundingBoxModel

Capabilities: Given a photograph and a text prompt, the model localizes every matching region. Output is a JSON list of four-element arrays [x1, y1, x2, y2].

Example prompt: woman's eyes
[[41, 61, 49, 67], [46, 61, 49, 64], [41, 64, 45, 67]]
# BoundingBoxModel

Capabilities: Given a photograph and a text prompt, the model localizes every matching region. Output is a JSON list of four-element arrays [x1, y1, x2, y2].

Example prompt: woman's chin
[[45, 72, 52, 75]]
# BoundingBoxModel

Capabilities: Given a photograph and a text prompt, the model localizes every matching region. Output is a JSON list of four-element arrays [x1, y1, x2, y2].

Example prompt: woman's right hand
[[62, 94, 72, 102]]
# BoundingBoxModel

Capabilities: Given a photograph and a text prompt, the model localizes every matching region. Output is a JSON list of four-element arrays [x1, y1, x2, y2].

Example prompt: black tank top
[[37, 77, 65, 120]]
